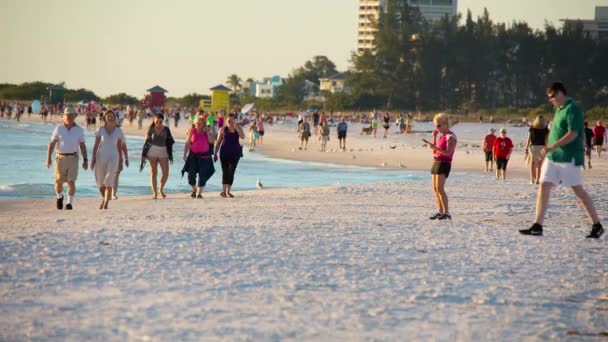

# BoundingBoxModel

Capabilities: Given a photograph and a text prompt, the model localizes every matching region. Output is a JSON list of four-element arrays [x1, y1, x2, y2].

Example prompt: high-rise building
[[560, 6, 608, 40], [357, 0, 458, 53]]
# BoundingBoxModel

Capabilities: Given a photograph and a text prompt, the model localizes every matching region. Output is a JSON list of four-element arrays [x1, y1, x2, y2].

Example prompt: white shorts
[[539, 159, 583, 187]]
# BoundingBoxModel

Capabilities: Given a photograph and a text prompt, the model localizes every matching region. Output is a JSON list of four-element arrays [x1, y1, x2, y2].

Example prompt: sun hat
[[63, 107, 76, 115]]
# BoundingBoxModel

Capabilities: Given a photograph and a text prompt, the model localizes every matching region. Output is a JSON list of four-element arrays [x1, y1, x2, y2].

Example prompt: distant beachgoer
[[425, 113, 457, 221], [256, 117, 265, 144], [520, 82, 603, 238], [382, 112, 391, 138], [207, 112, 215, 127], [91, 111, 124, 209], [141, 113, 174, 199], [319, 120, 330, 151], [493, 128, 513, 180], [313, 111, 320, 135], [248, 123, 258, 152], [584, 121, 594, 169], [337, 117, 348, 151], [112, 127, 129, 200], [525, 115, 549, 184], [46, 108, 88, 210], [371, 116, 379, 138], [398, 114, 406, 133], [483, 128, 496, 172], [182, 116, 215, 198], [214, 114, 244, 198], [593, 120, 606, 158], [406, 113, 413, 133], [137, 109, 144, 129], [299, 117, 311, 150]]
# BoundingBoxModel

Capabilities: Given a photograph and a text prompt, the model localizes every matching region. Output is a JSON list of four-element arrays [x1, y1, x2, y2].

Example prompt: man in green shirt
[[520, 82, 603, 239]]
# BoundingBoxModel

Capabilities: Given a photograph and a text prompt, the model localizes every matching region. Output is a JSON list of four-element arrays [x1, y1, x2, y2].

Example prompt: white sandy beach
[[1, 115, 607, 340]]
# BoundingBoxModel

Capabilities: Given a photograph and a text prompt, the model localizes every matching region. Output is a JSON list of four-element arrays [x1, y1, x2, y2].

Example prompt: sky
[[1, 0, 607, 98]]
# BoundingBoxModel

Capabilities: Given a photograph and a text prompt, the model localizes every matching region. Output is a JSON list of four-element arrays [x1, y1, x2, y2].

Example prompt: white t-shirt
[[51, 124, 85, 154], [95, 127, 124, 160]]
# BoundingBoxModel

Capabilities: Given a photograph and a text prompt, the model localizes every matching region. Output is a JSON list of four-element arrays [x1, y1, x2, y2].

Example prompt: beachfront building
[[357, 0, 457, 53], [145, 85, 168, 108], [560, 6, 608, 40], [48, 84, 66, 105], [319, 73, 349, 94], [209, 85, 231, 112], [242, 76, 284, 98]]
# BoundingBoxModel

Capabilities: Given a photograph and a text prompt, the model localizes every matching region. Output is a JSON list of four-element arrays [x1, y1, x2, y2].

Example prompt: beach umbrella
[[241, 103, 255, 114], [31, 100, 41, 114]]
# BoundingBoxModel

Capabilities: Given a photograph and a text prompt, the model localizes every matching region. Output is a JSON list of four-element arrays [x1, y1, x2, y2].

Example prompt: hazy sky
[[1, 0, 607, 98]]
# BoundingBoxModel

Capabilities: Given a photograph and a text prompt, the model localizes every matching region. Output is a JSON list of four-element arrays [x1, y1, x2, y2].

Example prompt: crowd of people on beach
[[2, 79, 602, 240], [45, 104, 265, 210]]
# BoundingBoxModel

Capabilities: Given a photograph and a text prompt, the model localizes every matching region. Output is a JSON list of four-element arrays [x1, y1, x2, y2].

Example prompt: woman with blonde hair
[[424, 113, 457, 220], [525, 115, 549, 184], [91, 111, 124, 209], [182, 116, 215, 198]]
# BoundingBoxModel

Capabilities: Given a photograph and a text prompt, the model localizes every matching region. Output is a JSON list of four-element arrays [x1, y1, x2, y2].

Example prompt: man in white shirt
[[46, 108, 88, 210]]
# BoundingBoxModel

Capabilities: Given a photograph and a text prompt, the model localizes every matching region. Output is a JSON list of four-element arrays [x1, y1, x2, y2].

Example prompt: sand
[[1, 114, 607, 340]]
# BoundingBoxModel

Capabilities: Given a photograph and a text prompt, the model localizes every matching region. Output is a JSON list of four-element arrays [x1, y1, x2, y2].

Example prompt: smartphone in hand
[[422, 138, 432, 145]]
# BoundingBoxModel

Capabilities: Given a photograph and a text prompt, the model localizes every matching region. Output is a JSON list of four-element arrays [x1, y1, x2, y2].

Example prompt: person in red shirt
[[493, 127, 513, 180], [482, 128, 496, 172], [593, 121, 607, 158]]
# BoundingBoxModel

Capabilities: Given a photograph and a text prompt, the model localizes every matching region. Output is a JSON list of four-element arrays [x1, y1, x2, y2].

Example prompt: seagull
[[399, 162, 407, 168], [389, 145, 397, 149], [256, 178, 263, 189]]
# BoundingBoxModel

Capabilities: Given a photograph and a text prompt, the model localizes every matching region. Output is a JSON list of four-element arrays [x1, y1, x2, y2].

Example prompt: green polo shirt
[[546, 98, 585, 166]]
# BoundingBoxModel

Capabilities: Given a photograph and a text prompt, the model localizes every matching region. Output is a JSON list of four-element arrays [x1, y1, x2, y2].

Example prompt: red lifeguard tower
[[144, 85, 168, 108]]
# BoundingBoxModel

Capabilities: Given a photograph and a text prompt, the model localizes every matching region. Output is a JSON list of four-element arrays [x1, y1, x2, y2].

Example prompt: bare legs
[[98, 186, 112, 209], [159, 158, 169, 198], [530, 160, 541, 183], [534, 183, 600, 225], [432, 174, 449, 214], [148, 157, 169, 199], [149, 157, 159, 199]]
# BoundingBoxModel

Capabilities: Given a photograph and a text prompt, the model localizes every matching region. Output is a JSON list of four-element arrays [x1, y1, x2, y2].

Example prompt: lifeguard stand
[[145, 85, 167, 108], [209, 85, 231, 112]]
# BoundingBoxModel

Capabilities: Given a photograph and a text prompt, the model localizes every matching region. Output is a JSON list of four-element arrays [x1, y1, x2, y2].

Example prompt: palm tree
[[226, 74, 242, 93]]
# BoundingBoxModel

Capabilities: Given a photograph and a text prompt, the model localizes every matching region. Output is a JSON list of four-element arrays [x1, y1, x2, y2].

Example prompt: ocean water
[[0, 120, 433, 200]]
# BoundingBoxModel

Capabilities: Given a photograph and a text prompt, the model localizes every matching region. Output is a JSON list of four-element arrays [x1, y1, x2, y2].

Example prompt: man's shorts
[[539, 159, 582, 187], [338, 131, 347, 140], [484, 151, 492, 162], [496, 158, 509, 170], [55, 154, 79, 182], [594, 137, 604, 146]]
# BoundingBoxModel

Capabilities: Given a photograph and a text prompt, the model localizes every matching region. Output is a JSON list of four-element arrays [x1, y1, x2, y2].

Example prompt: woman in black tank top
[[525, 115, 549, 184]]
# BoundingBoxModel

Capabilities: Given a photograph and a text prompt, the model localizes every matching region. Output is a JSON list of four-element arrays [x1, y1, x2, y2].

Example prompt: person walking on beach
[[248, 123, 258, 152], [593, 120, 606, 158], [493, 128, 513, 181], [141, 113, 175, 199], [337, 117, 348, 151], [91, 111, 125, 209], [525, 116, 549, 184], [319, 120, 330, 152], [482, 128, 496, 172], [520, 82, 603, 238], [584, 121, 594, 169], [137, 109, 144, 130], [183, 116, 215, 198], [46, 108, 88, 210], [425, 113, 457, 220], [256, 117, 265, 145], [382, 112, 391, 138], [214, 114, 244, 198], [299, 117, 311, 150]]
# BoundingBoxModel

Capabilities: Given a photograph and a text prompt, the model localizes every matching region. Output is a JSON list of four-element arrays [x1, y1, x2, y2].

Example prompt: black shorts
[[594, 137, 604, 146], [258, 130, 264, 136], [431, 161, 451, 178], [338, 131, 346, 140], [485, 151, 493, 162], [383, 123, 390, 129], [496, 158, 509, 170]]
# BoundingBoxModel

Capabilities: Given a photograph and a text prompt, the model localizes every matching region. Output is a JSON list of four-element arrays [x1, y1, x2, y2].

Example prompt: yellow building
[[209, 84, 231, 112], [320, 73, 348, 94]]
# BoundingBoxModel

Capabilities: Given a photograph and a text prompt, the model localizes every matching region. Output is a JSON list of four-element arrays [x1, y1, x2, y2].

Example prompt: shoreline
[[6, 114, 608, 183]]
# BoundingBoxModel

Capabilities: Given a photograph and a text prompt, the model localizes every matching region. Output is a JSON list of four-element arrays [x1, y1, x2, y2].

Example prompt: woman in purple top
[[424, 113, 457, 221], [214, 114, 245, 198]]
